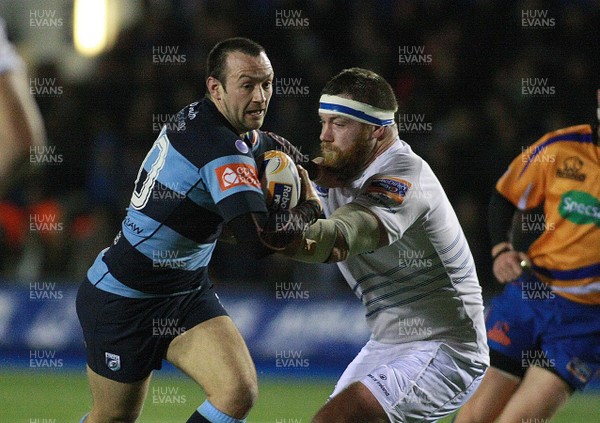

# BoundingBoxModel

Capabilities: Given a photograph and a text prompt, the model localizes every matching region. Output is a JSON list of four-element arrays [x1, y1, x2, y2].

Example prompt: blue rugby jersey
[[87, 99, 280, 298]]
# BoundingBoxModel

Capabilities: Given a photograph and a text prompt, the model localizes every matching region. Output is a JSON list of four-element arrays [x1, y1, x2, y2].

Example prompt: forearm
[[488, 190, 533, 282], [488, 190, 517, 254], [227, 199, 322, 259], [289, 203, 386, 263]]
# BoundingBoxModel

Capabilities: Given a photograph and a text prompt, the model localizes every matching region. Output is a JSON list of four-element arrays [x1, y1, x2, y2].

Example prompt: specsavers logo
[[216, 163, 260, 191], [559, 191, 600, 226]]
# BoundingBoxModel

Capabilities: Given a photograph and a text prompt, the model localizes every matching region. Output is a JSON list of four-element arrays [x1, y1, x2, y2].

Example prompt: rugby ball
[[257, 150, 301, 211]]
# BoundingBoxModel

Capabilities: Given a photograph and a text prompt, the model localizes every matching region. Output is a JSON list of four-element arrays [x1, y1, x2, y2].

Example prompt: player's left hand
[[297, 165, 322, 209]]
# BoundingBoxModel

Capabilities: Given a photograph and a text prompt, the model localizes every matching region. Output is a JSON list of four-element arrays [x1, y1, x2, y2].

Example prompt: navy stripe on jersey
[[120, 211, 216, 270], [364, 269, 448, 306], [520, 130, 593, 177], [88, 98, 269, 297], [438, 232, 461, 255], [352, 233, 461, 290], [99, 233, 211, 295], [359, 259, 444, 297], [353, 230, 473, 317], [354, 251, 439, 290], [365, 273, 450, 318], [88, 249, 205, 298], [533, 262, 600, 280]]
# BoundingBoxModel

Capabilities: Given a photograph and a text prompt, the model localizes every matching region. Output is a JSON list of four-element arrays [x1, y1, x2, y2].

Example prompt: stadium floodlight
[[73, 0, 117, 57]]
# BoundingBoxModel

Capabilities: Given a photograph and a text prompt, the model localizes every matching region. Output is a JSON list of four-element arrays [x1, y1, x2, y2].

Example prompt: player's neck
[[364, 126, 397, 168]]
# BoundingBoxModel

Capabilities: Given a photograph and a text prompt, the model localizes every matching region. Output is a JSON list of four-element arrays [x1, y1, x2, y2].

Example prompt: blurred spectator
[[0, 17, 45, 197]]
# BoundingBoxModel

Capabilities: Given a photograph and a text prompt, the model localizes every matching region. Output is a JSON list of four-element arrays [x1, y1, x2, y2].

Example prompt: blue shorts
[[485, 274, 600, 391], [76, 279, 228, 383]]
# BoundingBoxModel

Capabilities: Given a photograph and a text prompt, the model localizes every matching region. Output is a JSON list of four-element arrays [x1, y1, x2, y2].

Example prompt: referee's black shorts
[[76, 279, 228, 383]]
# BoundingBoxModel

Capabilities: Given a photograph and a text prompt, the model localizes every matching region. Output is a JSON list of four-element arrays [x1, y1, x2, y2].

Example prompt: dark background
[[1, 0, 598, 300]]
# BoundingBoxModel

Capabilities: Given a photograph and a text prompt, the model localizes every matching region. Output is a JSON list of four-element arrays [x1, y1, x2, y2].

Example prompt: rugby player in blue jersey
[[76, 38, 321, 423]]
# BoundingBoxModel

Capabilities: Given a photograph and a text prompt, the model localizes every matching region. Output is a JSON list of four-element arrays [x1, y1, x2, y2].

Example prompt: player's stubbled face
[[220, 51, 273, 133], [319, 113, 375, 180]]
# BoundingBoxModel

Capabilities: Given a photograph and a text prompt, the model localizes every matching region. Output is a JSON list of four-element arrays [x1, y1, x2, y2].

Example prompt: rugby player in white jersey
[[287, 68, 489, 422]]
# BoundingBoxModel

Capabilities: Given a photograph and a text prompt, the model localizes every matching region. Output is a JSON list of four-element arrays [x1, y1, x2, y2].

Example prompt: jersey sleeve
[[496, 136, 552, 210], [198, 153, 267, 222], [244, 129, 307, 165], [353, 174, 423, 244]]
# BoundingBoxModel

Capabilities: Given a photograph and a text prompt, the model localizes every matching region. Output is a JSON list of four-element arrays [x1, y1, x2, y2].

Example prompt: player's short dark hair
[[206, 37, 266, 87], [321, 67, 398, 112]]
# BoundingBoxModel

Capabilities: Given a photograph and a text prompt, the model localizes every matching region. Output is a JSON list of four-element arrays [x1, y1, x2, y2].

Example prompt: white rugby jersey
[[317, 138, 489, 365]]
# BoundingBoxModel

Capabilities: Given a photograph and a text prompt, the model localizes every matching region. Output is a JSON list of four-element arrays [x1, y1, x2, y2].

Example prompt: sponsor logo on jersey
[[487, 321, 512, 346], [366, 177, 411, 204], [235, 139, 249, 154], [367, 373, 391, 397], [216, 163, 260, 191], [556, 156, 586, 181], [105, 352, 121, 371], [566, 357, 593, 384], [559, 191, 600, 226]]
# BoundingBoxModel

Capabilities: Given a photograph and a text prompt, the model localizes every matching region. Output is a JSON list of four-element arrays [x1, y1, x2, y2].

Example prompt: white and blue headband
[[318, 94, 396, 126]]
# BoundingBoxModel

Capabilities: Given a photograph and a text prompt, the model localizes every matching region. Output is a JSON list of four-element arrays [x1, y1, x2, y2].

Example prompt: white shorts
[[330, 339, 487, 422]]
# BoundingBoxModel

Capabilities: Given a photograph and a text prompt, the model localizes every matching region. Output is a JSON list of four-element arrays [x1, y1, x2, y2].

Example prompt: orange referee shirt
[[496, 124, 600, 304]]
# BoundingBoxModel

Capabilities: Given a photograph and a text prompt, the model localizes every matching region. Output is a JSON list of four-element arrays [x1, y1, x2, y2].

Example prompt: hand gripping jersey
[[87, 99, 282, 298], [497, 124, 600, 305], [316, 138, 489, 365]]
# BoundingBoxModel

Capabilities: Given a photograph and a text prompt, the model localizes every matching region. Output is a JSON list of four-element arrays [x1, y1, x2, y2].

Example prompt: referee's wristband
[[492, 246, 512, 261]]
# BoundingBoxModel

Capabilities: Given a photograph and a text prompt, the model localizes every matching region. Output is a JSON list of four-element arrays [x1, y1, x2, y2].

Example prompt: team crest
[[105, 352, 121, 371], [315, 184, 329, 198], [556, 156, 586, 181]]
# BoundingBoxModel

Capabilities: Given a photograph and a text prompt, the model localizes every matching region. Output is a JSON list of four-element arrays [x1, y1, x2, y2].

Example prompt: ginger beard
[[319, 126, 375, 182]]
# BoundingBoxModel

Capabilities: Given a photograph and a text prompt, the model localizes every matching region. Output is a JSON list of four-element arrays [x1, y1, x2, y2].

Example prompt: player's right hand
[[493, 250, 530, 284]]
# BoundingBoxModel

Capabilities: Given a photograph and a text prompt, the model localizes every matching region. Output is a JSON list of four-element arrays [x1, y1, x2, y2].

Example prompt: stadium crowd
[[0, 0, 598, 297]]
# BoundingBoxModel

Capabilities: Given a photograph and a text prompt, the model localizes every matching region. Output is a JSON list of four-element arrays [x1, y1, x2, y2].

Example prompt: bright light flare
[[74, 0, 113, 57]]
